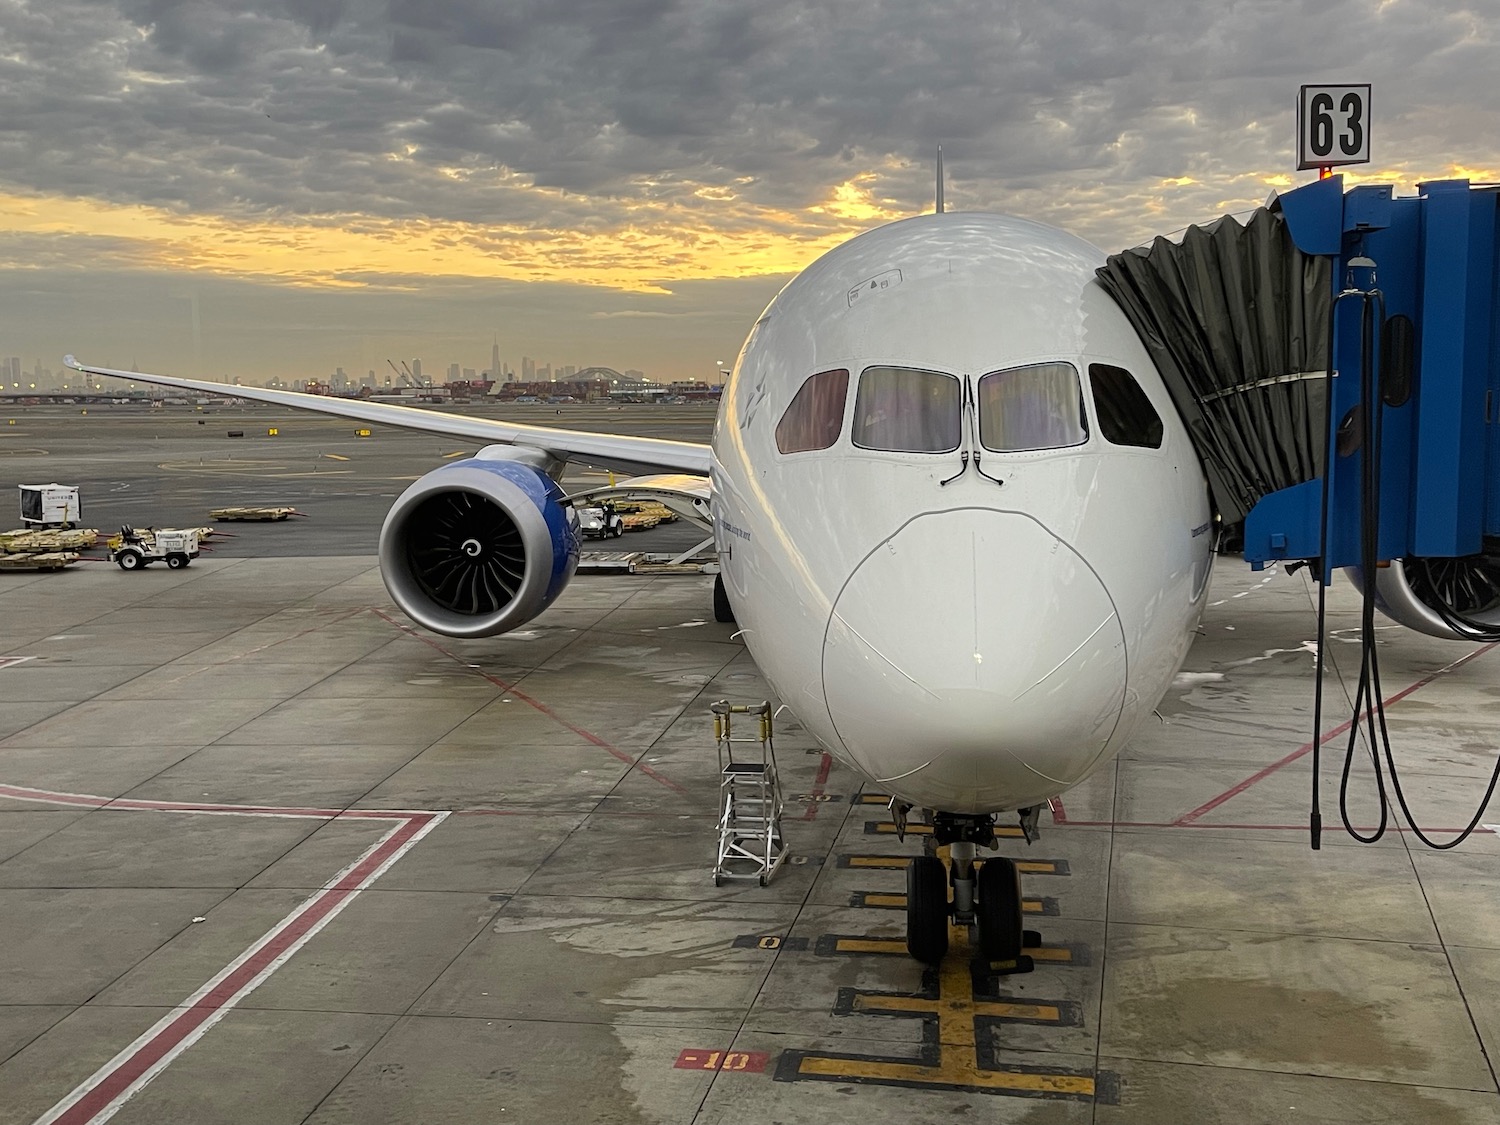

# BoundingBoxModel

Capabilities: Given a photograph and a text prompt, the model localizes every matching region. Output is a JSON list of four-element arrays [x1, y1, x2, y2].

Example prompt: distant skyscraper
[[539, 363, 552, 380], [491, 341, 500, 379], [7, 357, 18, 385], [412, 359, 423, 381], [521, 356, 535, 380], [448, 363, 460, 382], [562, 365, 577, 378]]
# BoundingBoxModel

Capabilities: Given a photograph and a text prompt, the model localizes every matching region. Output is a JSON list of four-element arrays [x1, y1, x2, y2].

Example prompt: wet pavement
[[1, 406, 1498, 1123]]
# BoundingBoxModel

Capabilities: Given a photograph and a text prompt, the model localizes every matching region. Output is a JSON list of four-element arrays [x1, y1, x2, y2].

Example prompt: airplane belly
[[821, 509, 1127, 813]]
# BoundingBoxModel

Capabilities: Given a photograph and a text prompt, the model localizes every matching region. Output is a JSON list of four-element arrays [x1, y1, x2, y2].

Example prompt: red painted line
[[801, 752, 835, 821], [1173, 643, 1498, 827], [0, 783, 109, 809], [1054, 819, 1495, 834], [39, 813, 441, 1125], [370, 608, 688, 795]]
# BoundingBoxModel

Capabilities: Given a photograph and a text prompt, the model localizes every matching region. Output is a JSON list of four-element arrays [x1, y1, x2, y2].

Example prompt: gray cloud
[[2, 1, 1495, 241], [2, 1, 1497, 380]]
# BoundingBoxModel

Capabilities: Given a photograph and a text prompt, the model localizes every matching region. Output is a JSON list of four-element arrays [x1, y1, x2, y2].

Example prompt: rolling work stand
[[710, 700, 788, 886]]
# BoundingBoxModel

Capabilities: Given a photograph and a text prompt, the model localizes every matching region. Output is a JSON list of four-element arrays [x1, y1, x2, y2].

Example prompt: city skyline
[[2, 4, 1499, 384]]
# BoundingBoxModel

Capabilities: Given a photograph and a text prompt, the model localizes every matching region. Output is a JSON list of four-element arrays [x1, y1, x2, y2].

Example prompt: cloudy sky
[[2, 0, 1497, 386]]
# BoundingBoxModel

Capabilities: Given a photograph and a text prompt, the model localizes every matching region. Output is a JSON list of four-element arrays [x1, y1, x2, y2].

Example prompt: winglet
[[935, 146, 944, 214], [63, 355, 79, 370]]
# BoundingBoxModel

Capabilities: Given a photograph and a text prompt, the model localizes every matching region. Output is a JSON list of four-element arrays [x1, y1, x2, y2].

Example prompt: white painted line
[[1, 781, 453, 1125], [33, 811, 447, 1125]]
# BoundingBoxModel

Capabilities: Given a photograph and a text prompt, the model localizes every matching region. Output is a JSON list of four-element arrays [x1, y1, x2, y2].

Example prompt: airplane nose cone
[[821, 510, 1126, 812]]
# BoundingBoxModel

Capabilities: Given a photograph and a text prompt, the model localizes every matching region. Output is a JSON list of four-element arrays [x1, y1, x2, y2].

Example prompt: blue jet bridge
[[1099, 176, 1500, 642]]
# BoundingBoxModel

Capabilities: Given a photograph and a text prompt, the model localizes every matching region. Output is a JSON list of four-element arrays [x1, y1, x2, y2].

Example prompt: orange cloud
[[0, 184, 890, 291]]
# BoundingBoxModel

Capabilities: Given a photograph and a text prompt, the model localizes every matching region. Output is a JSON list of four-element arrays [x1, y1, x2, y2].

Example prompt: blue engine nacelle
[[378, 453, 580, 638]]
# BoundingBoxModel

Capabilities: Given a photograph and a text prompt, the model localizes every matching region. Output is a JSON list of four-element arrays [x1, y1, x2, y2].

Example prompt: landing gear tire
[[713, 573, 736, 624], [906, 854, 949, 964], [976, 855, 1024, 962]]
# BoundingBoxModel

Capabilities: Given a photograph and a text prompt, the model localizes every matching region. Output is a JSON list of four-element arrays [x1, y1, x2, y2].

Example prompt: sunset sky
[[2, 1, 1498, 385]]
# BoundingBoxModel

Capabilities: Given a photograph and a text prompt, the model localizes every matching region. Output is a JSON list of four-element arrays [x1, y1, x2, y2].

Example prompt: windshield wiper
[[948, 376, 1008, 486], [939, 376, 974, 486]]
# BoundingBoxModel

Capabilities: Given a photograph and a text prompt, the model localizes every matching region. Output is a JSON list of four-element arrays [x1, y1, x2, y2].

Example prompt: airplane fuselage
[[712, 213, 1214, 814]]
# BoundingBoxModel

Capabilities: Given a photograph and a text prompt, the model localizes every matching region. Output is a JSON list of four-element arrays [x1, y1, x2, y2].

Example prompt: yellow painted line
[[793, 1055, 1094, 1096], [799, 923, 1095, 1097], [443, 450, 468, 459], [323, 453, 350, 461], [844, 855, 1062, 876], [852, 994, 1063, 1023], [859, 892, 1044, 914], [1016, 861, 1060, 875], [833, 937, 908, 955], [833, 936, 1075, 964], [871, 822, 1024, 839]]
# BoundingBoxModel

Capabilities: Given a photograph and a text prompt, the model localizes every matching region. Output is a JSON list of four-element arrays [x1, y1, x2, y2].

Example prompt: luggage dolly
[[710, 700, 788, 887]]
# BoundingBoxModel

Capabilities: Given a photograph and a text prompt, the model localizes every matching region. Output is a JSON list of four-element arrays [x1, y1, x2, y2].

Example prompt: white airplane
[[68, 209, 1220, 967]]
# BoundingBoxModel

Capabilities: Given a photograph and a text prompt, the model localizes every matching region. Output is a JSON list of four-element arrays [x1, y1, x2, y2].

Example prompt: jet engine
[[378, 454, 580, 638], [1346, 550, 1500, 641]]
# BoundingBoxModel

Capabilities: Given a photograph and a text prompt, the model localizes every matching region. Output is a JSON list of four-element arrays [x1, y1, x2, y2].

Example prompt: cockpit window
[[976, 362, 1088, 452], [1089, 363, 1164, 449], [776, 368, 849, 454], [851, 366, 962, 453]]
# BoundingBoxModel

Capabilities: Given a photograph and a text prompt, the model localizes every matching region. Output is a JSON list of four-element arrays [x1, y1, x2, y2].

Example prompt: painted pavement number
[[675, 1049, 769, 1073], [777, 923, 1112, 1100]]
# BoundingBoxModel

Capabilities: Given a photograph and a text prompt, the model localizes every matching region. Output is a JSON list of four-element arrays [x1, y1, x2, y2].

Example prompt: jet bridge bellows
[[1096, 209, 1331, 526]]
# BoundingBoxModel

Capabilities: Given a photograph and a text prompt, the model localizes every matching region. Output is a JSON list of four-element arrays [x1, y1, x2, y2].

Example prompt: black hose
[[1329, 287, 1500, 849]]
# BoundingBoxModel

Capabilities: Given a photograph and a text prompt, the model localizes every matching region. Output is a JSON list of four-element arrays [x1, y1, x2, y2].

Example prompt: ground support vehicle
[[576, 503, 624, 539], [108, 526, 201, 570]]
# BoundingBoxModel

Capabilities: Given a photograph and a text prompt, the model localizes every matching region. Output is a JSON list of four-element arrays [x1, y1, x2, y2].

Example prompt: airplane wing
[[63, 356, 712, 478]]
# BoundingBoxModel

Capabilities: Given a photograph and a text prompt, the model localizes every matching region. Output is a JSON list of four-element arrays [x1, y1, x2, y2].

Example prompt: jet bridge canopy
[[1095, 208, 1331, 527]]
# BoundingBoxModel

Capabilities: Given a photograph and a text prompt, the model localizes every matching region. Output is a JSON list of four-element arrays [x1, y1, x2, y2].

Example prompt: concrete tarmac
[[2, 404, 1499, 1124]]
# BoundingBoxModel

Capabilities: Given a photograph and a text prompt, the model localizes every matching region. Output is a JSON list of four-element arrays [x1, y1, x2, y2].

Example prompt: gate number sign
[[1297, 84, 1371, 170]]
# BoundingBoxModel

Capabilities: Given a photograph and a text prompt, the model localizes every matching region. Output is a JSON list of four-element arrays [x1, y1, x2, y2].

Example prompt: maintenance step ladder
[[711, 700, 788, 886]]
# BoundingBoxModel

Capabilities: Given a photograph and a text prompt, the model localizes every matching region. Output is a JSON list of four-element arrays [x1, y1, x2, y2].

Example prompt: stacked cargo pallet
[[0, 528, 98, 553], [209, 507, 303, 521], [0, 550, 81, 571]]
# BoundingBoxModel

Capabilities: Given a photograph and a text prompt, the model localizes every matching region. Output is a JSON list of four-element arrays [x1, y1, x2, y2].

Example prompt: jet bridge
[[1098, 176, 1500, 636]]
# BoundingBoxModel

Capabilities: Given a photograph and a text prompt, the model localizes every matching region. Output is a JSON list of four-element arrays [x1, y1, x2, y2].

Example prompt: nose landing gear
[[902, 811, 1038, 969]]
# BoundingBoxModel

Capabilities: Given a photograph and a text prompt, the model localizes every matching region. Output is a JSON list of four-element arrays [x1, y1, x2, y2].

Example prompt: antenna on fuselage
[[935, 145, 945, 214]]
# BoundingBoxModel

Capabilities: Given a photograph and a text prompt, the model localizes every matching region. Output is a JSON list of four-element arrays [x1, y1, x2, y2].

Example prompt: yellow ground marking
[[792, 1055, 1094, 1095], [442, 450, 469, 459], [871, 822, 1024, 839], [828, 936, 1074, 965], [323, 453, 350, 461], [845, 854, 1062, 876], [793, 924, 1094, 1097], [851, 993, 1062, 1022], [860, 892, 1044, 914]]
